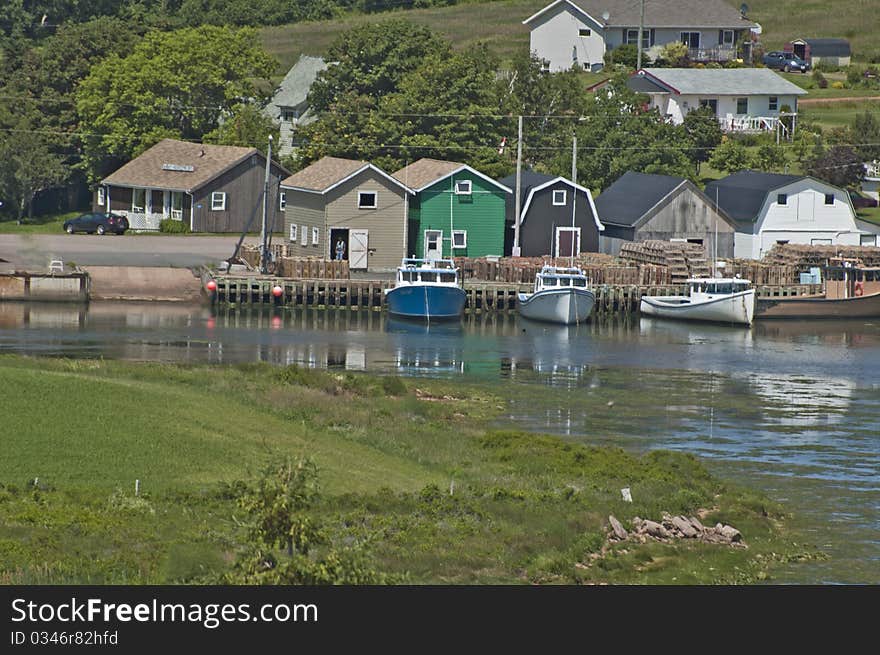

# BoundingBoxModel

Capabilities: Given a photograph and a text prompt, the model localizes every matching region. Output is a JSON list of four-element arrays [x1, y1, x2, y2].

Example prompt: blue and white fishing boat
[[384, 258, 466, 321], [517, 265, 596, 325]]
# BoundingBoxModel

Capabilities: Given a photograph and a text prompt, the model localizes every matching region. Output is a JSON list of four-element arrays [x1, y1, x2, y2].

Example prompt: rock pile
[[608, 513, 745, 548]]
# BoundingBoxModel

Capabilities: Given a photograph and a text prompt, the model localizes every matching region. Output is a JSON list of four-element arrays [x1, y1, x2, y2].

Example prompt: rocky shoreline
[[608, 512, 745, 547]]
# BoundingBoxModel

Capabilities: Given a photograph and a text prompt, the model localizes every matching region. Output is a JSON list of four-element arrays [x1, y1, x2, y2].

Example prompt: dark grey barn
[[594, 171, 736, 258], [499, 171, 603, 257]]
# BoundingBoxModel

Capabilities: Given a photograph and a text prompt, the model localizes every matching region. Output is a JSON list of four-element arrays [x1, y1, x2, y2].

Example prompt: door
[[349, 229, 369, 270], [555, 227, 580, 258], [424, 230, 443, 261]]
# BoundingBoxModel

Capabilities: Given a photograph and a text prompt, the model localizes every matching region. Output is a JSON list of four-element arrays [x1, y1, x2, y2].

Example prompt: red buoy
[[272, 285, 283, 297], [206, 279, 217, 292]]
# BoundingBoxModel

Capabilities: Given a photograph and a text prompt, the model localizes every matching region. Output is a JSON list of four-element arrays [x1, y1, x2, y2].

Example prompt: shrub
[[847, 66, 863, 86], [604, 44, 637, 69], [812, 70, 828, 88], [159, 218, 191, 234], [831, 81, 845, 90]]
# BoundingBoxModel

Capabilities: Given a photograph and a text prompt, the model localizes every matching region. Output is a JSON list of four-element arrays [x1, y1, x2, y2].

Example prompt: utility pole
[[259, 135, 273, 274], [636, 0, 646, 70], [513, 115, 523, 257]]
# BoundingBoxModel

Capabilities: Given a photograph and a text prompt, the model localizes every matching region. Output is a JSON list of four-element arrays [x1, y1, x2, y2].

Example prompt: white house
[[863, 161, 880, 203], [705, 171, 870, 259], [523, 0, 757, 73], [265, 55, 328, 157], [629, 68, 807, 137]]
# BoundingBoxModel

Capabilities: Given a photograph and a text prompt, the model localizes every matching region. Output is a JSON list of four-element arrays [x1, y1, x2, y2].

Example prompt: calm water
[[1, 302, 878, 583]]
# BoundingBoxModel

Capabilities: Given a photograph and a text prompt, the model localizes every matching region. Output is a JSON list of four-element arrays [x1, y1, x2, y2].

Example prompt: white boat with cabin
[[640, 277, 755, 326], [517, 265, 596, 324]]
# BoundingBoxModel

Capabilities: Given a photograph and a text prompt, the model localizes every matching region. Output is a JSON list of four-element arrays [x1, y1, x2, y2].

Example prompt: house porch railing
[[114, 211, 177, 231], [688, 46, 737, 63], [718, 115, 794, 140]]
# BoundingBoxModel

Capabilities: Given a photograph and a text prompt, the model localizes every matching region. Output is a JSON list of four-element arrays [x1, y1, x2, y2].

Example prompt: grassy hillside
[[259, 0, 877, 77]]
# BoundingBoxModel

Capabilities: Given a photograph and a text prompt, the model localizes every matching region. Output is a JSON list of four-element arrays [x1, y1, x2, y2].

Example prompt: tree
[[0, 116, 65, 221], [806, 145, 864, 188], [752, 142, 788, 173], [203, 103, 280, 153], [682, 106, 723, 174], [708, 138, 753, 175], [75, 26, 276, 182], [307, 20, 450, 114], [657, 41, 689, 67], [851, 111, 880, 162]]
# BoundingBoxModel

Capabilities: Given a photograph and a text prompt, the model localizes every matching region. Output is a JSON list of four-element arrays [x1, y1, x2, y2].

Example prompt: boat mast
[[570, 135, 577, 267]]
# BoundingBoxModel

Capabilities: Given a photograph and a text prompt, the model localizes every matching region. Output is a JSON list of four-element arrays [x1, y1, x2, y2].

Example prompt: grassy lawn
[[0, 212, 77, 235], [856, 206, 880, 225], [799, 98, 880, 130], [0, 356, 819, 584]]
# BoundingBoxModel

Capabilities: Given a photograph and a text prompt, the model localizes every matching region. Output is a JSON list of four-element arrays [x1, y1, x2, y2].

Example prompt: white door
[[424, 230, 442, 260], [349, 229, 369, 270]]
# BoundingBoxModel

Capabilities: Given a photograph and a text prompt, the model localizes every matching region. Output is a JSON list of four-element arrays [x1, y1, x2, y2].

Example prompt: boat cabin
[[395, 258, 460, 286], [823, 260, 880, 299], [534, 266, 589, 292], [687, 277, 752, 298]]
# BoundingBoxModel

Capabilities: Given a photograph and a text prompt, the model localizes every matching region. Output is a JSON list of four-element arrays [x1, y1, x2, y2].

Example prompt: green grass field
[[0, 356, 819, 584], [258, 0, 879, 76]]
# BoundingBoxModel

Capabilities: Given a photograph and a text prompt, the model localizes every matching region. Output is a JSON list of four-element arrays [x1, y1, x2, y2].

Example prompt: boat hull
[[385, 285, 466, 320], [756, 291, 880, 319], [517, 288, 595, 324], [640, 290, 755, 326]]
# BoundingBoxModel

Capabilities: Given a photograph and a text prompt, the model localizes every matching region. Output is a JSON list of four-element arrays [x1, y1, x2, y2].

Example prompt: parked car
[[62, 212, 129, 235], [762, 51, 810, 73], [850, 190, 879, 209]]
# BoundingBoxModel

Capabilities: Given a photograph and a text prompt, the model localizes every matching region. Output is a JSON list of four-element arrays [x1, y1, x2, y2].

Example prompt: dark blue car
[[63, 212, 129, 235]]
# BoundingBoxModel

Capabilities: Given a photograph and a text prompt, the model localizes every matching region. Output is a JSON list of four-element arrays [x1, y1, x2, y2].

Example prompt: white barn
[[705, 171, 868, 259]]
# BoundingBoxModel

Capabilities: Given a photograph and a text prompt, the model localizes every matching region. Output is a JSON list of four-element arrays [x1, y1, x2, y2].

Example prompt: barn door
[[555, 227, 580, 258], [349, 229, 369, 270]]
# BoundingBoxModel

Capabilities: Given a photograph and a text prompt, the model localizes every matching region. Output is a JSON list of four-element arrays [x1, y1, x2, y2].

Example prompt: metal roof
[[524, 0, 757, 29], [593, 171, 687, 227], [635, 68, 808, 96], [704, 171, 803, 222]]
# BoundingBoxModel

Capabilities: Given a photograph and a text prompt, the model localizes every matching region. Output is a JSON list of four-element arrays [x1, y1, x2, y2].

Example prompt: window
[[312, 226, 319, 245], [279, 191, 287, 211], [455, 180, 472, 195], [680, 31, 701, 48], [300, 225, 308, 246], [861, 235, 877, 246], [540, 60, 550, 73], [358, 191, 377, 209], [132, 188, 146, 213], [170, 191, 183, 220], [777, 193, 788, 205], [769, 96, 778, 111], [211, 191, 226, 211], [699, 98, 718, 115], [722, 30, 734, 46], [452, 230, 467, 249], [736, 97, 748, 114], [97, 187, 105, 206], [281, 108, 299, 122], [289, 224, 298, 242], [579, 28, 591, 37], [825, 193, 835, 205], [626, 29, 650, 49], [552, 190, 567, 206]]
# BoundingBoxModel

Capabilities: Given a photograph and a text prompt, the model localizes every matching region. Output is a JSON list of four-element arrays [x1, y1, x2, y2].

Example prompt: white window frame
[[452, 230, 467, 249], [289, 224, 298, 242], [552, 190, 567, 206], [627, 29, 650, 49], [170, 191, 183, 220], [736, 97, 748, 114], [358, 191, 377, 209], [312, 226, 319, 245], [722, 30, 734, 46], [300, 225, 308, 246], [97, 187, 106, 206], [279, 191, 286, 211], [769, 96, 779, 111], [131, 188, 146, 213], [211, 191, 226, 211], [455, 180, 472, 195]]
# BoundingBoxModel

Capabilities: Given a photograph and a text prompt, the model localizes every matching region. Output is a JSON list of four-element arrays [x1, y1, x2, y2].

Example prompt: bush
[[847, 66, 864, 86], [604, 44, 638, 69], [812, 70, 828, 88], [159, 218, 190, 234], [831, 81, 845, 89]]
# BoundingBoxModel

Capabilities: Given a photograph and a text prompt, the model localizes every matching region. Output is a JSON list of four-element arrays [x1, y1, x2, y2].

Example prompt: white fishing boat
[[517, 265, 596, 324], [383, 258, 466, 321], [640, 277, 755, 326]]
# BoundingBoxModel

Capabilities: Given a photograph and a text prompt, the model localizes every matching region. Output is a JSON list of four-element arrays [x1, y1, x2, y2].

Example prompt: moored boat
[[640, 277, 755, 326], [383, 258, 466, 321], [756, 261, 880, 319], [517, 265, 595, 325]]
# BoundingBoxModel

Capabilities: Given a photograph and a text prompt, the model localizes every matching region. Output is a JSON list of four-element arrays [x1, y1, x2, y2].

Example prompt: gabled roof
[[391, 158, 511, 193], [791, 38, 851, 56], [524, 0, 756, 29], [704, 171, 805, 222], [101, 139, 262, 192], [271, 55, 328, 110], [498, 170, 603, 231], [594, 171, 689, 227], [632, 68, 808, 97], [280, 156, 413, 195]]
